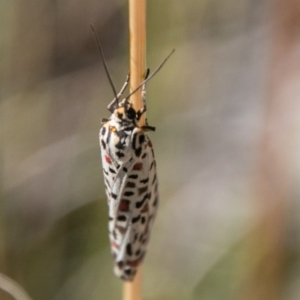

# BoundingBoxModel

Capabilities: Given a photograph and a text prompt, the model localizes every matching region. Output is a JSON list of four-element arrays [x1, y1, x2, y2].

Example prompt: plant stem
[[123, 0, 146, 299], [123, 267, 142, 300], [128, 0, 146, 127]]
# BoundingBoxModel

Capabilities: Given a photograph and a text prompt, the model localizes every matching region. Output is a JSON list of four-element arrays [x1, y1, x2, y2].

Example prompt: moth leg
[[137, 69, 149, 121], [101, 118, 110, 124], [141, 125, 155, 132], [137, 68, 154, 132], [141, 68, 150, 109], [137, 106, 155, 132], [136, 106, 146, 121], [107, 72, 130, 113]]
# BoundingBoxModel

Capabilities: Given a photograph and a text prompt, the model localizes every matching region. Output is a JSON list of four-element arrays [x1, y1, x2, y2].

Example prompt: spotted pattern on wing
[[99, 99, 158, 281]]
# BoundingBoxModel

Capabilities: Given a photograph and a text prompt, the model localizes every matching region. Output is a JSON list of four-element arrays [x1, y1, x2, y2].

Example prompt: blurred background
[[1, 0, 300, 299]]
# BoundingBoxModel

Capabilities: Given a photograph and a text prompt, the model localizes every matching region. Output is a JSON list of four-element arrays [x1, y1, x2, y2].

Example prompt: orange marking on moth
[[119, 200, 129, 212], [133, 163, 143, 170], [141, 203, 149, 212], [105, 155, 112, 163]]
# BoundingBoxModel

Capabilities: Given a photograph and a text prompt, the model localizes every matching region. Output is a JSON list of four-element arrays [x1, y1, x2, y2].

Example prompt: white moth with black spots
[[92, 24, 174, 281], [100, 73, 159, 281]]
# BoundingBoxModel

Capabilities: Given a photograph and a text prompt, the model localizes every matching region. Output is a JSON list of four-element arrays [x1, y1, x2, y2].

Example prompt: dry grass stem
[[123, 0, 146, 299], [128, 0, 146, 126]]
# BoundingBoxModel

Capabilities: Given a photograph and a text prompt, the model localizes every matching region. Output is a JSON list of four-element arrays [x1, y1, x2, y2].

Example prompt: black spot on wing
[[136, 194, 149, 209], [135, 148, 142, 157], [116, 151, 125, 158], [129, 174, 138, 179], [124, 191, 134, 197], [111, 193, 118, 200], [132, 132, 137, 149], [126, 182, 136, 188], [131, 133, 142, 158], [109, 167, 116, 174], [101, 139, 106, 150], [149, 161, 154, 171], [118, 215, 127, 221], [132, 215, 141, 223], [139, 135, 145, 144], [124, 269, 132, 276], [126, 244, 132, 256], [115, 141, 124, 150], [117, 261, 124, 268], [101, 127, 106, 136], [152, 174, 157, 185], [140, 178, 149, 184], [106, 128, 111, 144]]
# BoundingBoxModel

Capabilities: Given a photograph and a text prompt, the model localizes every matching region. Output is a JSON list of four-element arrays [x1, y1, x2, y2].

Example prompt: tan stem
[[123, 0, 146, 299], [128, 0, 146, 126], [123, 267, 142, 300]]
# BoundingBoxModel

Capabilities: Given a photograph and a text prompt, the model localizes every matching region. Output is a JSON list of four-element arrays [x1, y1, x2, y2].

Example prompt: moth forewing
[[99, 115, 158, 281]]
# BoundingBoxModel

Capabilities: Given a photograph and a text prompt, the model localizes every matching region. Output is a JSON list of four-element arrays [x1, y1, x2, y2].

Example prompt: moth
[[91, 25, 174, 281]]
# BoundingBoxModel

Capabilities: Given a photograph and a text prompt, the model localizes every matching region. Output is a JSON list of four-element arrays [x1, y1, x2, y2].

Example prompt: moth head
[[112, 101, 138, 125], [124, 102, 136, 120]]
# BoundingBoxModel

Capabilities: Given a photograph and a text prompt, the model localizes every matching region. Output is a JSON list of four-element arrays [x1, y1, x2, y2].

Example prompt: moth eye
[[110, 126, 117, 132], [126, 107, 136, 120]]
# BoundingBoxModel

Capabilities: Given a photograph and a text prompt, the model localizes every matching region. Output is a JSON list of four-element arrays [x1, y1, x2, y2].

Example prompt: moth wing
[[112, 134, 159, 280], [99, 123, 117, 202], [100, 125, 159, 280]]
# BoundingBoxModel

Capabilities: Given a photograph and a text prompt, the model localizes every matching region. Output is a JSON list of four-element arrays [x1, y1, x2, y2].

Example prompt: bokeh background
[[1, 0, 300, 299]]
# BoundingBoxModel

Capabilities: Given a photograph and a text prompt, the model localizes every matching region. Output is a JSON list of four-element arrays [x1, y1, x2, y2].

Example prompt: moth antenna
[[90, 24, 118, 100], [125, 49, 175, 101]]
